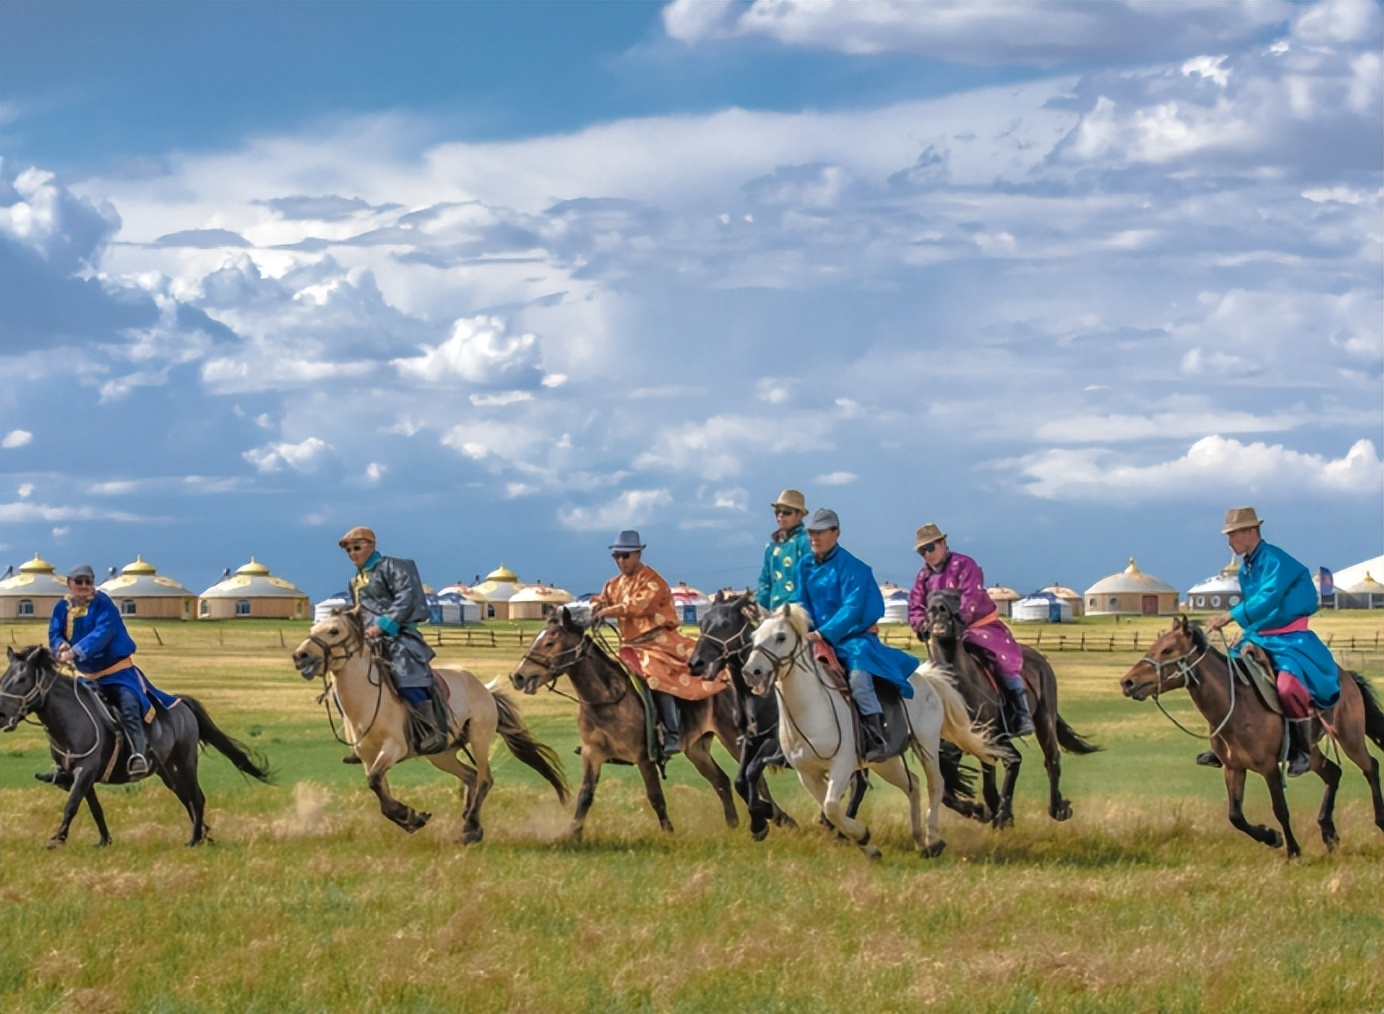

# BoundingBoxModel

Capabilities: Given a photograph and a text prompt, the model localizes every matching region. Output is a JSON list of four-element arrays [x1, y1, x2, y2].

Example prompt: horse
[[743, 604, 1007, 860], [1120, 615, 1384, 858], [923, 589, 1101, 827], [292, 609, 567, 842], [0, 646, 273, 847], [509, 607, 752, 841]]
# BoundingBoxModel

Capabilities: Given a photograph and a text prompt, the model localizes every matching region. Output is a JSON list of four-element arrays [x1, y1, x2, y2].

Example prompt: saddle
[[1232, 643, 1283, 716], [615, 647, 664, 767], [812, 642, 910, 761]]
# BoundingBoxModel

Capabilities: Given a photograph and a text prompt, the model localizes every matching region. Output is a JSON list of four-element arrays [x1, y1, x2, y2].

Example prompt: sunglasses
[[774, 508, 800, 517], [69, 578, 93, 586], [343, 542, 372, 551], [612, 551, 635, 560], [918, 541, 941, 555]]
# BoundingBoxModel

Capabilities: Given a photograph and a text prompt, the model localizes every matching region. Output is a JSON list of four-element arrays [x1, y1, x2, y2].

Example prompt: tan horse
[[1120, 615, 1384, 859], [292, 610, 567, 842]]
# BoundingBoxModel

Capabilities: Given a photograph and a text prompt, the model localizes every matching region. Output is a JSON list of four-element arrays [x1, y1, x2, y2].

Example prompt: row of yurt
[[1084, 558, 1179, 616], [0, 554, 309, 621]]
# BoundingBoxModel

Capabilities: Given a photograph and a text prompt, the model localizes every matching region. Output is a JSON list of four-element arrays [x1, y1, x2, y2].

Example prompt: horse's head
[[0, 646, 57, 731], [743, 603, 811, 697], [925, 589, 964, 642], [689, 591, 760, 679], [292, 609, 365, 680], [510, 607, 587, 695], [1120, 614, 1203, 700]]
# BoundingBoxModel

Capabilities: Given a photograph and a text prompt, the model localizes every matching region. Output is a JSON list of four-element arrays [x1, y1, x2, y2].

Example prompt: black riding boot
[[654, 692, 682, 756], [406, 694, 450, 755], [1195, 750, 1223, 768], [1286, 718, 1312, 777], [859, 712, 890, 763], [115, 691, 150, 776], [1005, 685, 1035, 736], [35, 768, 74, 789]]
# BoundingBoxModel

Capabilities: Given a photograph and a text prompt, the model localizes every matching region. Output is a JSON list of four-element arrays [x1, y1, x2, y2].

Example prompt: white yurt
[[671, 582, 711, 624], [99, 555, 198, 620], [313, 591, 353, 623], [1187, 555, 1243, 612], [880, 582, 910, 625], [1329, 554, 1384, 591], [0, 553, 69, 621], [987, 585, 1020, 618], [1012, 591, 1074, 624], [1338, 573, 1384, 610], [1040, 583, 1084, 617], [509, 584, 575, 620], [1083, 557, 1180, 616], [199, 559, 310, 620]]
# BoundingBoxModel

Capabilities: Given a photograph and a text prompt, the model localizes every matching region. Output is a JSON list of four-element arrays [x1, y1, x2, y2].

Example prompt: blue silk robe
[[799, 545, 919, 696], [1229, 540, 1339, 708], [49, 592, 176, 718]]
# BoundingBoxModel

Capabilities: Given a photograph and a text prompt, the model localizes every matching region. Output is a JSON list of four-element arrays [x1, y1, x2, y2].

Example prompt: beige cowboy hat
[[1221, 507, 1264, 534], [914, 523, 946, 550], [338, 525, 377, 548], [770, 489, 807, 514]]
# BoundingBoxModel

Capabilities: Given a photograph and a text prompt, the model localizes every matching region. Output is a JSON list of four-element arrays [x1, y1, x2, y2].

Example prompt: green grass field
[[2, 614, 1381, 1013]]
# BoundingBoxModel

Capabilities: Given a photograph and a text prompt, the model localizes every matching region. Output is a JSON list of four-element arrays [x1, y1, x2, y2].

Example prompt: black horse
[[923, 590, 1099, 827], [688, 591, 982, 838], [1, 646, 273, 847]]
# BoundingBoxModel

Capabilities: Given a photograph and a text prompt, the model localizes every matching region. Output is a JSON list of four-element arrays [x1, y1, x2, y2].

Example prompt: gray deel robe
[[353, 556, 436, 690]]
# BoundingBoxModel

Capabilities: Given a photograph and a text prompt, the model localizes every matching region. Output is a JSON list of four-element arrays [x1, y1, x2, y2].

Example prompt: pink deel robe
[[908, 552, 1025, 689]]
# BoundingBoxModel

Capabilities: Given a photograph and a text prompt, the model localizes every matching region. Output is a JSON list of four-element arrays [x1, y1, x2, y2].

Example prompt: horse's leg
[[1263, 769, 1301, 859], [824, 759, 879, 860], [367, 756, 431, 833], [684, 730, 738, 829], [1223, 766, 1283, 850], [568, 748, 605, 841], [636, 754, 675, 834], [84, 786, 111, 847], [1327, 702, 1384, 835], [164, 728, 210, 845], [427, 751, 483, 844], [994, 752, 1022, 829], [1038, 717, 1071, 822], [1311, 752, 1342, 851], [876, 754, 938, 859], [462, 745, 495, 845], [48, 764, 100, 849], [981, 762, 1003, 828]]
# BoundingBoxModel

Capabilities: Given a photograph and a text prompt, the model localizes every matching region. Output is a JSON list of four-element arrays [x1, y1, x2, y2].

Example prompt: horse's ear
[[5, 646, 13, 662], [558, 606, 579, 632], [712, 590, 725, 604]]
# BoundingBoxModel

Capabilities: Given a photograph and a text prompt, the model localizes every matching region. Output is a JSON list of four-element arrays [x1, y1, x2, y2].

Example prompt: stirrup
[[127, 754, 150, 777]]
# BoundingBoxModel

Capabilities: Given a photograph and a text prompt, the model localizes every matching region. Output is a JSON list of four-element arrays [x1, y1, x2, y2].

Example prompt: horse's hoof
[[94, 839, 111, 849], [568, 825, 584, 842], [46, 838, 65, 850], [1052, 803, 1073, 822], [992, 813, 1015, 830], [861, 843, 883, 861], [774, 813, 799, 830], [726, 816, 739, 829], [462, 827, 484, 845], [921, 840, 946, 860], [1322, 833, 1339, 852], [659, 820, 675, 834], [1267, 830, 1284, 849], [751, 824, 769, 843]]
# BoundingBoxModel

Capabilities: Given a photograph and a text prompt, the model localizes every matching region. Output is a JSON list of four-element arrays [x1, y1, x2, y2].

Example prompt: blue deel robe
[[757, 523, 811, 610], [1229, 540, 1339, 708], [799, 545, 919, 697], [49, 592, 177, 720]]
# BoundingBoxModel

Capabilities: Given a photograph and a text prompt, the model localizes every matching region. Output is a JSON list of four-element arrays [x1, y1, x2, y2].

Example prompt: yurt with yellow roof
[[198, 558, 310, 619], [0, 553, 70, 621], [1083, 558, 1179, 616], [100, 555, 198, 620], [468, 564, 522, 620]]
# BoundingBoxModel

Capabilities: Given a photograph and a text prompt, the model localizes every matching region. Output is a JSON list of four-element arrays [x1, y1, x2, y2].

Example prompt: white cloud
[[1012, 436, 1383, 502], [0, 501, 147, 523], [18, 483, 34, 498], [242, 436, 334, 473], [558, 489, 674, 532], [2, 430, 33, 449], [364, 462, 385, 483], [816, 471, 858, 486], [470, 391, 534, 407], [394, 315, 545, 388], [1033, 409, 1306, 444], [635, 412, 835, 480]]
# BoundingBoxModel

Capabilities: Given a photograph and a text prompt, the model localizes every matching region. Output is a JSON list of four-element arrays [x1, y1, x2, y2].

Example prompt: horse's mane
[[779, 602, 812, 638], [15, 645, 56, 668]]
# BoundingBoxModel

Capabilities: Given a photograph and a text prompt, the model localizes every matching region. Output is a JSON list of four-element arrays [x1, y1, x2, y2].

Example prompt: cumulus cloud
[[635, 412, 836, 480], [1011, 436, 1383, 502], [394, 315, 546, 389], [0, 501, 148, 523], [558, 489, 674, 532], [2, 430, 33, 448], [816, 471, 858, 486], [242, 436, 334, 474]]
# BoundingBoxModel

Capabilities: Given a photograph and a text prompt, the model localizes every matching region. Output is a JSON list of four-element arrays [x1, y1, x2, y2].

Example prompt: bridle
[[745, 625, 842, 760], [1136, 631, 1238, 741], [303, 617, 388, 747], [518, 628, 629, 707], [694, 612, 754, 678], [0, 653, 107, 765], [0, 654, 60, 725]]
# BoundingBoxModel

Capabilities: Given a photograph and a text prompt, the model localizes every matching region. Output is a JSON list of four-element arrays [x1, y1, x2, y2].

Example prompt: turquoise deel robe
[[1229, 540, 1339, 708], [757, 523, 810, 610], [799, 545, 919, 697]]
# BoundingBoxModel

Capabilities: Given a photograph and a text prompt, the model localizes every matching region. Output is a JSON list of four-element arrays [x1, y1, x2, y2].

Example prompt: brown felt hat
[[914, 523, 946, 549], [1221, 507, 1263, 535], [338, 526, 377, 548], [770, 489, 807, 514]]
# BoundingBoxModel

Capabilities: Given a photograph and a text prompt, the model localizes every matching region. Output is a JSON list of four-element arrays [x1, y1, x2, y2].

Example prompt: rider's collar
[[358, 551, 382, 572], [812, 545, 839, 564], [772, 522, 804, 544]]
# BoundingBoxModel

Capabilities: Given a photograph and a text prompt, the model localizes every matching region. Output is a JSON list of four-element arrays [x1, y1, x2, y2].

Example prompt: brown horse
[[924, 589, 1100, 827], [510, 607, 748, 840], [1120, 615, 1384, 858]]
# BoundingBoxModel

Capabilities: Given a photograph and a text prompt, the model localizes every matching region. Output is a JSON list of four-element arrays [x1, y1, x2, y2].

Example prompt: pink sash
[[1261, 617, 1310, 636]]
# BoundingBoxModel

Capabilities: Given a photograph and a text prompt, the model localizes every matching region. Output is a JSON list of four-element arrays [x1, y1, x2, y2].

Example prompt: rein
[[1138, 633, 1238, 741], [522, 629, 630, 708], [1, 656, 109, 768], [748, 632, 843, 761], [311, 625, 387, 747]]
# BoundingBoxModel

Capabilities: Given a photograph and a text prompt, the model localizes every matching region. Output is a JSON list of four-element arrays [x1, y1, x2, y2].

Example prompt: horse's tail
[[1055, 714, 1102, 755], [1350, 671, 1384, 752], [493, 693, 569, 805], [918, 665, 1008, 766], [183, 696, 274, 784]]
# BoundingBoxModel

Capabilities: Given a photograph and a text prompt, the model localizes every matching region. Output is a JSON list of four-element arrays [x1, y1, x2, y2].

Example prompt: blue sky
[[2, 0, 1380, 602]]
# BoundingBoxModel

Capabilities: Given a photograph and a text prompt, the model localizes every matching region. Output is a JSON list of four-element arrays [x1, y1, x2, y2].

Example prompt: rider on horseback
[[340, 527, 449, 755], [758, 489, 810, 610], [592, 530, 726, 758], [1205, 507, 1339, 777], [45, 564, 177, 780], [906, 524, 1034, 736], [799, 508, 921, 763]]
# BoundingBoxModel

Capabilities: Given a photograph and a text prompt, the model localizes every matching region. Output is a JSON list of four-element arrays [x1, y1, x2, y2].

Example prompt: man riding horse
[[340, 526, 449, 755], [906, 524, 1034, 736], [1204, 507, 1339, 776], [757, 488, 810, 610], [591, 530, 726, 756], [798, 508, 921, 763]]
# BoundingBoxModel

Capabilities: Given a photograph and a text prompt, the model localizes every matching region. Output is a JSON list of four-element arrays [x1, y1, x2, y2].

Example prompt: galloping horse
[[0, 646, 273, 847], [1120, 615, 1384, 858], [743, 604, 1006, 860], [292, 610, 567, 842], [924, 589, 1100, 827], [510, 607, 751, 840]]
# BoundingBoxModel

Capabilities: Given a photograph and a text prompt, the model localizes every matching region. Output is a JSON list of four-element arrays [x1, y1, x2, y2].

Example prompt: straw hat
[[914, 524, 946, 549], [770, 489, 807, 514], [1221, 507, 1263, 535]]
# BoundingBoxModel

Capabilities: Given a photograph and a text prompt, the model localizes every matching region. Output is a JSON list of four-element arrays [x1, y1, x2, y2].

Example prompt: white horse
[[292, 609, 568, 842], [743, 604, 1006, 860]]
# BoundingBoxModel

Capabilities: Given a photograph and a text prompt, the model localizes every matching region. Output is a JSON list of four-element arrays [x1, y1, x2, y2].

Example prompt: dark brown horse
[[1120, 615, 1384, 858], [923, 589, 1100, 827], [510, 608, 748, 840]]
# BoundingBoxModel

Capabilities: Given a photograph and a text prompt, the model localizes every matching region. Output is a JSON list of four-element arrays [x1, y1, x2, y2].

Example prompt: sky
[[1, 0, 1381, 603]]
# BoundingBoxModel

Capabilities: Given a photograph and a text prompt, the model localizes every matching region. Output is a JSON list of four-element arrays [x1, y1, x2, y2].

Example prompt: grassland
[[1, 613, 1381, 1013]]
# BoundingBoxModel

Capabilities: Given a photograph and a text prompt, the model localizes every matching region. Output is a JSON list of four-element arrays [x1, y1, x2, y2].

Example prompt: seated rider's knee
[[1275, 672, 1311, 720]]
